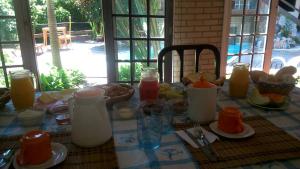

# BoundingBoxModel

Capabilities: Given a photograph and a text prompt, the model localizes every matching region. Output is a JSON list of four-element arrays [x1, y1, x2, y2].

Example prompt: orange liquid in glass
[[11, 76, 35, 110], [229, 66, 249, 98], [139, 78, 159, 101]]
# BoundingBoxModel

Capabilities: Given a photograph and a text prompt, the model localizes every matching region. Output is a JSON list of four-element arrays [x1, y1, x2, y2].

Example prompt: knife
[[0, 149, 14, 169], [184, 129, 217, 162], [195, 128, 219, 161]]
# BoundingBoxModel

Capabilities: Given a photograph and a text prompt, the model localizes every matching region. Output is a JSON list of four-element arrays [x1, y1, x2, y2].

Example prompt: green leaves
[[40, 67, 86, 91]]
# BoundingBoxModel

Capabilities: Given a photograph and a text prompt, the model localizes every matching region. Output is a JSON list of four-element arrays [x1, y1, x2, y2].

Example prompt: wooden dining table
[[42, 26, 67, 46], [0, 82, 300, 169]]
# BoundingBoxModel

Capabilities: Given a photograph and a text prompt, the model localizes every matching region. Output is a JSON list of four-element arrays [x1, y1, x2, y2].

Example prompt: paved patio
[[37, 41, 107, 85]]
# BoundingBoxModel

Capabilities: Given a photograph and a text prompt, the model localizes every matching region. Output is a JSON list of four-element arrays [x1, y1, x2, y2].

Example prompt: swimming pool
[[228, 43, 252, 55]]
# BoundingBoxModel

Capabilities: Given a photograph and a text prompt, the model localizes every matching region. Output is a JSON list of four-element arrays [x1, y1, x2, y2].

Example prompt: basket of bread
[[250, 66, 297, 95], [248, 66, 297, 109]]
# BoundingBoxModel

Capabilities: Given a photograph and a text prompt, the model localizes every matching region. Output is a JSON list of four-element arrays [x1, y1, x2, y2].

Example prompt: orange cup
[[17, 130, 52, 165], [218, 107, 244, 133]]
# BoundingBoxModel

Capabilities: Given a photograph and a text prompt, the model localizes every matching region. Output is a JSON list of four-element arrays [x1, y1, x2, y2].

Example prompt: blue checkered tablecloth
[[1, 83, 300, 169]]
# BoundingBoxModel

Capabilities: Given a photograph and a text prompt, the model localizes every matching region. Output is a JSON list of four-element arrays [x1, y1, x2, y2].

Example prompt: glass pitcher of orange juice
[[10, 70, 35, 110], [229, 63, 249, 98]]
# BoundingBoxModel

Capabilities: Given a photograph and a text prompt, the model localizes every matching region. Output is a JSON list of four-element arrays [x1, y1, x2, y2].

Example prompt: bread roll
[[250, 71, 268, 83], [275, 66, 297, 79]]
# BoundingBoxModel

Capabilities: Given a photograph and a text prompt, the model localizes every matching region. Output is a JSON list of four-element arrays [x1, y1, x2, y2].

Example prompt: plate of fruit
[[247, 88, 289, 110], [248, 66, 297, 110]]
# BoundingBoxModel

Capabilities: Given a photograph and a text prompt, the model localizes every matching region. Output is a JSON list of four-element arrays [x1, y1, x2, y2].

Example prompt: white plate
[[209, 121, 255, 139], [13, 143, 67, 169], [247, 97, 289, 111]]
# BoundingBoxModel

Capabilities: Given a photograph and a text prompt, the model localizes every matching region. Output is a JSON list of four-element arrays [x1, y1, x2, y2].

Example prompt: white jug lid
[[74, 87, 105, 98]]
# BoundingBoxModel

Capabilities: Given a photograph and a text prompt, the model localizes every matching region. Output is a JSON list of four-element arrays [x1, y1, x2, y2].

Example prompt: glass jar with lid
[[139, 67, 159, 101], [10, 69, 35, 110], [229, 63, 250, 98]]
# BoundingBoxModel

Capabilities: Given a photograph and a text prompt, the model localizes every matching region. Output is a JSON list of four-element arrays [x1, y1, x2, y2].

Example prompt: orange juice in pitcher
[[10, 70, 35, 110], [229, 63, 249, 98]]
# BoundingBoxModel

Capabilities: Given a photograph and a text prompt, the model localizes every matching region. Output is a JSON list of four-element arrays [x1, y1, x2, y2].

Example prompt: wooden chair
[[157, 44, 221, 83], [59, 16, 72, 47]]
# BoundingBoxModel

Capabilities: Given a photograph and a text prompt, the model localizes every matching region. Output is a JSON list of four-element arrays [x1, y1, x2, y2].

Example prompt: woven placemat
[[175, 116, 300, 169], [0, 132, 119, 169]]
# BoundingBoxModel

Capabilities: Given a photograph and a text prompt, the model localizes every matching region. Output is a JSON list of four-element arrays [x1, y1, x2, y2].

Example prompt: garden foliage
[[40, 67, 87, 91]]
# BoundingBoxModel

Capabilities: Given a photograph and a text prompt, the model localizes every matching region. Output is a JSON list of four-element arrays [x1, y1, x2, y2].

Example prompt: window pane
[[242, 36, 254, 54], [0, 0, 15, 16], [230, 16, 242, 35], [245, 0, 258, 15], [115, 17, 129, 38], [259, 0, 270, 14], [150, 41, 164, 59], [133, 17, 147, 38], [252, 54, 264, 70], [150, 18, 164, 38], [254, 35, 266, 53], [243, 16, 255, 35], [150, 0, 165, 15], [113, 0, 129, 14], [226, 55, 239, 74], [228, 37, 241, 55], [116, 40, 130, 60], [132, 0, 146, 15], [2, 44, 23, 66], [134, 63, 158, 81], [256, 16, 268, 34], [0, 18, 18, 41], [133, 40, 147, 60], [118, 62, 131, 81], [149, 62, 157, 68], [134, 62, 144, 81], [240, 55, 252, 65], [0, 70, 6, 87], [232, 0, 245, 15]]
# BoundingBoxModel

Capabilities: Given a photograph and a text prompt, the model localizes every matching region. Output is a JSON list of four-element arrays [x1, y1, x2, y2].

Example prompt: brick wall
[[172, 0, 224, 81]]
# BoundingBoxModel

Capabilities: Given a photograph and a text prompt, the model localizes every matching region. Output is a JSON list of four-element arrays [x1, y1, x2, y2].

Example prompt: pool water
[[228, 43, 252, 55]]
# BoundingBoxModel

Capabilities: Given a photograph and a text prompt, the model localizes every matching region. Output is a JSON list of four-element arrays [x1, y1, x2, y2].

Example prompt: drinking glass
[[137, 102, 162, 150]]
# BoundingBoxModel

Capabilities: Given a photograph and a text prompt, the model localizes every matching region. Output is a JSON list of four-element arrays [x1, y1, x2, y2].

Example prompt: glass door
[[225, 0, 273, 74], [105, 0, 171, 84], [0, 0, 24, 87]]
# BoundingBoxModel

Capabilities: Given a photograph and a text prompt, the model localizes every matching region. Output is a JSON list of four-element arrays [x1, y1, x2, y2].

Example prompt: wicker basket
[[256, 81, 295, 95], [0, 88, 10, 108]]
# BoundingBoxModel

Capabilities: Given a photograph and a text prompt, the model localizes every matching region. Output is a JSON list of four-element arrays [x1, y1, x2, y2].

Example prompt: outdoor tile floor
[[37, 41, 108, 85]]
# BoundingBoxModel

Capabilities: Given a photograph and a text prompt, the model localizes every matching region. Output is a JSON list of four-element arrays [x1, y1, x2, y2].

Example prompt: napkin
[[176, 127, 219, 148]]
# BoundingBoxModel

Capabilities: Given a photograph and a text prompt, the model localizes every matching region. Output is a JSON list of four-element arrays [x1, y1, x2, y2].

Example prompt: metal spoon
[[0, 149, 15, 169]]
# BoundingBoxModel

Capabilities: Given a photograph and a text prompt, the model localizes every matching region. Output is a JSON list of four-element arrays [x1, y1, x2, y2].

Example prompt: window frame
[[221, 0, 279, 76], [0, 0, 38, 88], [103, 0, 173, 84]]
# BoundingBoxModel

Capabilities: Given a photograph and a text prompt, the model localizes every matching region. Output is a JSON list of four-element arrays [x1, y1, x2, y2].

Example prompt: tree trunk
[[46, 0, 62, 69]]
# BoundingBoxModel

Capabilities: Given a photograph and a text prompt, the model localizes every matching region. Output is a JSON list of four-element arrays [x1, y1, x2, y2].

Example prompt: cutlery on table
[[193, 121, 219, 162], [0, 149, 15, 169]]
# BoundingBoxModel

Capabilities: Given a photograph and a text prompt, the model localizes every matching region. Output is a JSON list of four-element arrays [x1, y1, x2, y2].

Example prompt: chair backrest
[[157, 44, 220, 83]]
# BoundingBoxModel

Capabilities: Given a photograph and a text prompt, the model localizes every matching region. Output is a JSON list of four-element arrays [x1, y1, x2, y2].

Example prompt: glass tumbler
[[137, 102, 163, 150]]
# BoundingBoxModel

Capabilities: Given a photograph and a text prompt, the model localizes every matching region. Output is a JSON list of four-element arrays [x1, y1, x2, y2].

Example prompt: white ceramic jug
[[187, 86, 217, 124], [69, 88, 112, 147]]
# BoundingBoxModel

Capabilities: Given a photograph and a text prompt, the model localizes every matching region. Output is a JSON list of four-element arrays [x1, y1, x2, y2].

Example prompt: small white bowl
[[113, 102, 137, 120], [18, 109, 45, 127]]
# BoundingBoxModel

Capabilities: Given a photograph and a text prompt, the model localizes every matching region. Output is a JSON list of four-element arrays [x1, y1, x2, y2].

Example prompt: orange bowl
[[17, 130, 52, 165], [218, 107, 244, 134]]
